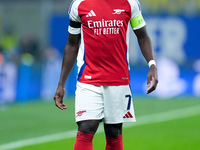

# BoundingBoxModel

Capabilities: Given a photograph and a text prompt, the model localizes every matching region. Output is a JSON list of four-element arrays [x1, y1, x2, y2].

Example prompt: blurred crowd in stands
[[0, 25, 62, 102], [0, 25, 41, 65]]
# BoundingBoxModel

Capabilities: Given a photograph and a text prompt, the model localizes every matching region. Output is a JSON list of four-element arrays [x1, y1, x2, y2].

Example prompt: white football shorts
[[75, 82, 136, 124]]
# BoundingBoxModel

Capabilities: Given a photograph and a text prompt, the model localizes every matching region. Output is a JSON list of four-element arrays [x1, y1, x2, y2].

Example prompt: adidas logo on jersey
[[86, 10, 96, 17], [123, 111, 133, 118]]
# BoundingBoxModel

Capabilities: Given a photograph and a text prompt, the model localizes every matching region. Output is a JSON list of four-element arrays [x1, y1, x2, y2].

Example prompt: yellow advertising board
[[140, 0, 200, 14]]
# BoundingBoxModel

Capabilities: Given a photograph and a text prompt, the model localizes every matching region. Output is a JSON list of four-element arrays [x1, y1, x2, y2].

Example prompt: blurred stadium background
[[0, 0, 200, 150]]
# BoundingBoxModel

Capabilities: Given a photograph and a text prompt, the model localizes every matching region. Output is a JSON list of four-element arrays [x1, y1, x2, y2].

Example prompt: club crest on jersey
[[86, 10, 96, 17], [112, 9, 125, 14]]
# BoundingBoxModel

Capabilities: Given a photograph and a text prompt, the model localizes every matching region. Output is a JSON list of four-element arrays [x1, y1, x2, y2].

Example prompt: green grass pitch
[[0, 97, 200, 150]]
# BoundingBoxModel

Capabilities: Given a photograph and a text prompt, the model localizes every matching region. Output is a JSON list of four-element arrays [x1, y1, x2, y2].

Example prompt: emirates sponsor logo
[[87, 19, 123, 28], [87, 19, 124, 35]]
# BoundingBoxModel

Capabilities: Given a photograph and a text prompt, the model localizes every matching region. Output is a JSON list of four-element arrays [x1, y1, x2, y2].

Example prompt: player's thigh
[[75, 82, 104, 122], [103, 85, 136, 123]]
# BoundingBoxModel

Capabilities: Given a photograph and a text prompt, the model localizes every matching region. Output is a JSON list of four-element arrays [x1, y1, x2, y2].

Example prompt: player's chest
[[78, 0, 131, 24]]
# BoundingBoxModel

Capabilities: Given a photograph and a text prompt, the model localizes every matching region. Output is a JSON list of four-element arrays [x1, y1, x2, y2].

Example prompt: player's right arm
[[54, 33, 81, 110], [54, 0, 82, 110]]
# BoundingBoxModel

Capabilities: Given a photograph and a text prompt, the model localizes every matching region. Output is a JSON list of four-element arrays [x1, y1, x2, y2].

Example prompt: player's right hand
[[54, 85, 67, 110]]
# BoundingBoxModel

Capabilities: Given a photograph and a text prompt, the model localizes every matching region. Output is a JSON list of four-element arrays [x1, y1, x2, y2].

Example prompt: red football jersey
[[68, 0, 145, 85]]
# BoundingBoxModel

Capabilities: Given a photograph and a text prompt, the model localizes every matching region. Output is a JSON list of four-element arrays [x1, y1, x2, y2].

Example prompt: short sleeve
[[68, 0, 82, 23], [130, 0, 142, 18], [68, 0, 83, 34], [128, 0, 146, 30]]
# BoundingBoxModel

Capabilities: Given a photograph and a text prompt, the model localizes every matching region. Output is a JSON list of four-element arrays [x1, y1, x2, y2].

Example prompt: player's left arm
[[129, 0, 158, 94], [134, 26, 158, 94]]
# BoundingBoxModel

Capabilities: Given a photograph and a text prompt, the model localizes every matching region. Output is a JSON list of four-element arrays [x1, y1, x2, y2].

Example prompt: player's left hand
[[146, 65, 158, 94], [54, 85, 67, 110]]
